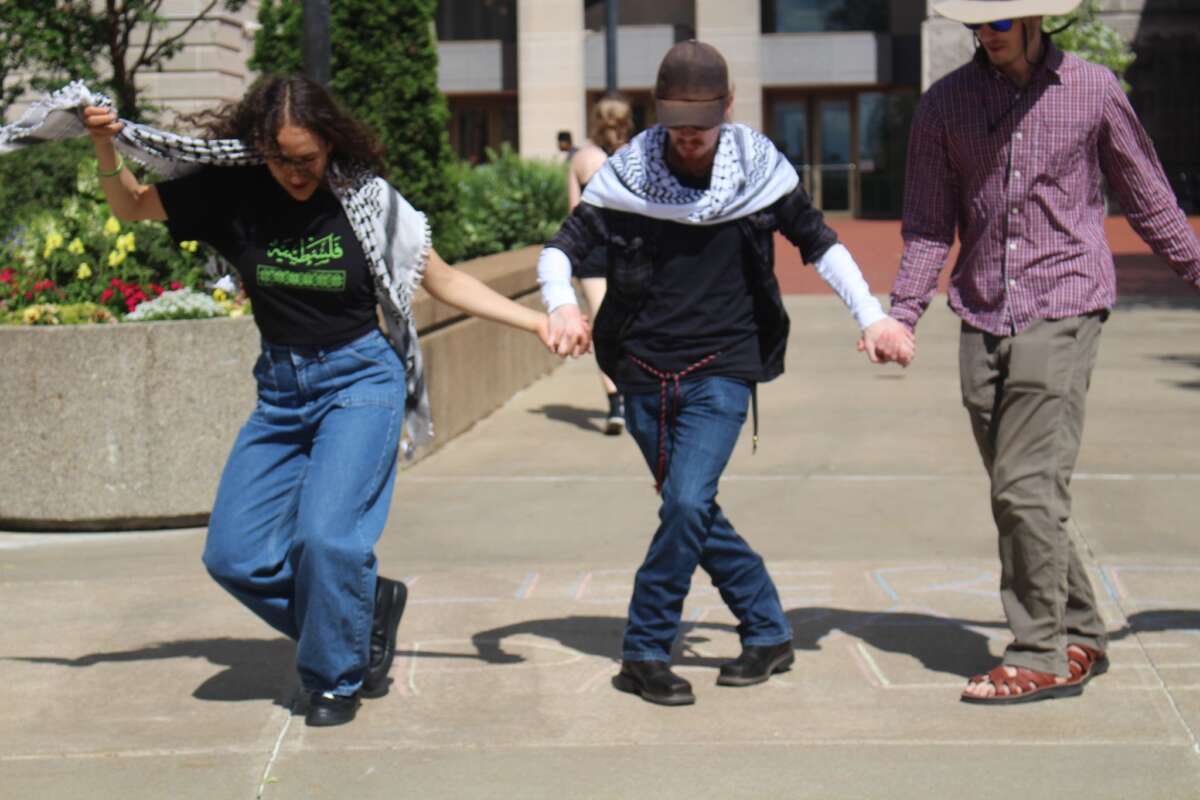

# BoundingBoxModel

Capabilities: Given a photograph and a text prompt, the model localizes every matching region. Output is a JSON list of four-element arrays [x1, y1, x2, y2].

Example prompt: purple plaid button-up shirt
[[890, 43, 1200, 335]]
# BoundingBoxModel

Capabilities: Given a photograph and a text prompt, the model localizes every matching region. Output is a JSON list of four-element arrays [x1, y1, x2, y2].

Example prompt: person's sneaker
[[362, 576, 408, 698], [612, 660, 695, 706], [605, 393, 625, 436], [716, 641, 794, 687], [305, 690, 361, 727]]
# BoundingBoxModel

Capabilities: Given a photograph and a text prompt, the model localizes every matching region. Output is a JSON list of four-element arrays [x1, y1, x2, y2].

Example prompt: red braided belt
[[627, 352, 721, 494]]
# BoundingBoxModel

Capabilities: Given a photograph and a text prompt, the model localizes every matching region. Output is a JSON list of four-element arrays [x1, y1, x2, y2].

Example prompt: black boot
[[612, 660, 695, 706], [605, 392, 625, 436], [305, 690, 361, 727], [362, 576, 408, 698], [716, 641, 794, 687]]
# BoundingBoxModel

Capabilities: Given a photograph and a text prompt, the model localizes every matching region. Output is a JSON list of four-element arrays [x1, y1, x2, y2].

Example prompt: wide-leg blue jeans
[[202, 329, 405, 696], [621, 376, 791, 662]]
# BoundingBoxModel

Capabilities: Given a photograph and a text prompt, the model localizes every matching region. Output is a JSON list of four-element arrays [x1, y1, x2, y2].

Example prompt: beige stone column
[[695, 0, 763, 130], [517, 0, 586, 159]]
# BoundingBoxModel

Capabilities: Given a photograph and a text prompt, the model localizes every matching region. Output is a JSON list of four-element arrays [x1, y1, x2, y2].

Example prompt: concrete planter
[[0, 247, 559, 531]]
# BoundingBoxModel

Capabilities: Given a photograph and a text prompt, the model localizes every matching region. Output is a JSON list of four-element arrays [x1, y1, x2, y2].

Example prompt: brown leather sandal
[[960, 664, 1085, 705], [1066, 643, 1109, 687]]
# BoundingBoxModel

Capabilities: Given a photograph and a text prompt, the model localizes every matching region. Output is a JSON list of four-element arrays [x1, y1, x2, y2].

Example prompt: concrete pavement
[[3, 293, 1200, 799]]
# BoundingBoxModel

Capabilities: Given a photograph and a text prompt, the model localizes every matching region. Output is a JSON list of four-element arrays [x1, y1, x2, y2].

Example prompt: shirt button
[[1015, 132, 1024, 141], [1008, 278, 1017, 287], [1011, 207, 1020, 214], [1008, 241, 1018, 251], [1013, 170, 1022, 179]]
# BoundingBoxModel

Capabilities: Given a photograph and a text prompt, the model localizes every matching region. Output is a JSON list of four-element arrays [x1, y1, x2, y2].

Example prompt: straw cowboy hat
[[933, 0, 1081, 24]]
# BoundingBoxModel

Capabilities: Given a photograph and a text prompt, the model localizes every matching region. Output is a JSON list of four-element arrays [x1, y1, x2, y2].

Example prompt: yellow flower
[[107, 249, 126, 268], [67, 238, 85, 255], [103, 216, 121, 237], [180, 240, 199, 253], [77, 263, 93, 280], [116, 232, 136, 253], [22, 306, 42, 324], [42, 232, 64, 259], [229, 306, 245, 319], [212, 288, 228, 303]]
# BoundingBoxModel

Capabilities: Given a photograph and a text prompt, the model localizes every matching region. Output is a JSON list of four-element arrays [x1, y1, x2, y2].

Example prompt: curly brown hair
[[180, 75, 386, 173]]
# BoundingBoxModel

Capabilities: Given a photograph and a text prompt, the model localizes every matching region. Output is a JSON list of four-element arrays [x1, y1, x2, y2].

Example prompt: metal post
[[303, 0, 332, 86], [605, 0, 619, 93]]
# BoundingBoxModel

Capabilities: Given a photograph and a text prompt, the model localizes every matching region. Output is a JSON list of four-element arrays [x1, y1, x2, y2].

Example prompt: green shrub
[[440, 146, 569, 264], [0, 139, 92, 236]]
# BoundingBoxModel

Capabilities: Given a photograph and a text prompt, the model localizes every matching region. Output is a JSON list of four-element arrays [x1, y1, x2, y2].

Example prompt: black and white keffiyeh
[[581, 123, 799, 225], [0, 81, 434, 452]]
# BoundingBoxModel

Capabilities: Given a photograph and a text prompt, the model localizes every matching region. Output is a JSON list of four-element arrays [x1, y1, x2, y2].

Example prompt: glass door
[[815, 97, 853, 213], [770, 100, 811, 198]]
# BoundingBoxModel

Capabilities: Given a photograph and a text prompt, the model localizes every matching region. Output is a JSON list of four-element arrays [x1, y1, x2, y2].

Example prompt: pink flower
[[0, 268, 13, 283]]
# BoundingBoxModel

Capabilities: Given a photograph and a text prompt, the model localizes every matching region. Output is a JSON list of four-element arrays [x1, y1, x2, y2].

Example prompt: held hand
[[858, 318, 915, 367], [548, 304, 592, 358], [82, 106, 123, 142]]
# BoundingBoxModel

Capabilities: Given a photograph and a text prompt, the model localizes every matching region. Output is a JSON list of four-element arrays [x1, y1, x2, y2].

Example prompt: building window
[[761, 0, 888, 33], [583, 0, 695, 37], [858, 91, 916, 217], [436, 0, 516, 42], [447, 95, 518, 165], [765, 88, 915, 217]]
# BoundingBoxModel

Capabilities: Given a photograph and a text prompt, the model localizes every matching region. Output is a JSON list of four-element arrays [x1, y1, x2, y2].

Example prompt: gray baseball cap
[[654, 40, 729, 129]]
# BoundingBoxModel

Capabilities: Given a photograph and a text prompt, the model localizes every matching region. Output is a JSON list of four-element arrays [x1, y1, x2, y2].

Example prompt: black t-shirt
[[614, 220, 761, 393], [612, 162, 761, 394], [157, 165, 378, 346]]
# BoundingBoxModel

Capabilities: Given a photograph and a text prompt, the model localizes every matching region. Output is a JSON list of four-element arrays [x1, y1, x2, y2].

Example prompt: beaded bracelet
[[97, 155, 125, 178]]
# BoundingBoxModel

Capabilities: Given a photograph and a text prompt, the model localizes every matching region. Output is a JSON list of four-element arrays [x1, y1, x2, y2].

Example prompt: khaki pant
[[959, 314, 1108, 676]]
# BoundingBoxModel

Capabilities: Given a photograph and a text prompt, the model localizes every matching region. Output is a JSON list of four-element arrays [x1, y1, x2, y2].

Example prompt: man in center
[[538, 41, 913, 706]]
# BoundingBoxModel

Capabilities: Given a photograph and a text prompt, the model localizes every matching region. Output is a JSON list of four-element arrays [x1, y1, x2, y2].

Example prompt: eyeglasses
[[267, 153, 324, 176], [965, 19, 1014, 32]]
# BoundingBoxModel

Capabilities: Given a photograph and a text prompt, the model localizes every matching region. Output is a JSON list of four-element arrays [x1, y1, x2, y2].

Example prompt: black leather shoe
[[716, 641, 795, 687], [362, 576, 408, 698], [305, 691, 361, 727], [612, 660, 695, 706]]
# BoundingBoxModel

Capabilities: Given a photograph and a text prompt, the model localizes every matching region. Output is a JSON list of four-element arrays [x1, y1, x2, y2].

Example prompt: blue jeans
[[622, 376, 791, 662], [202, 329, 405, 696]]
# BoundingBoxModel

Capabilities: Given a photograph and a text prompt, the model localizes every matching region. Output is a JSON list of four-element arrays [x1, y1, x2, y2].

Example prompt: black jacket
[[546, 184, 839, 382]]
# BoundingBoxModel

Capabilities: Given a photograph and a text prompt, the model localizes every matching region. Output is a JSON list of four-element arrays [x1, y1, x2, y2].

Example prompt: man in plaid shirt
[[886, 0, 1200, 704]]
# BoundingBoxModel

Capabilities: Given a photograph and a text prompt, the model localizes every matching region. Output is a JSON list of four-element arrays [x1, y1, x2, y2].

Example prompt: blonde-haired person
[[567, 94, 634, 434]]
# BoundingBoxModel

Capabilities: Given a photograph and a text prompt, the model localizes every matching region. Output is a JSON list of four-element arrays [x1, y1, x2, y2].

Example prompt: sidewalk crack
[[255, 691, 300, 800]]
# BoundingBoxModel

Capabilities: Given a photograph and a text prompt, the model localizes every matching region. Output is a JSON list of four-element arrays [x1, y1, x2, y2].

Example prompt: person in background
[[568, 94, 635, 434], [557, 130, 577, 162]]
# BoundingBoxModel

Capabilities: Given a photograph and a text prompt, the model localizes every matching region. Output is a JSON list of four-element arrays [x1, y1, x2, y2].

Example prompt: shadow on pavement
[[526, 403, 606, 433], [1153, 354, 1200, 392], [465, 610, 1005, 679], [464, 608, 1200, 678], [7, 636, 297, 705], [9, 611, 1194, 701]]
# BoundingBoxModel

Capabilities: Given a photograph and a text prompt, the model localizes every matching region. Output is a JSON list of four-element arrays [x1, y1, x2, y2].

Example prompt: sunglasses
[[965, 19, 1014, 32]]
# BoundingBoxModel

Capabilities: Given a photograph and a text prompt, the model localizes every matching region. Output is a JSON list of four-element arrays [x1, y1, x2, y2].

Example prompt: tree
[[2, 0, 247, 123], [0, 1, 100, 118], [1049, 0, 1137, 91], [253, 0, 458, 254], [96, 0, 248, 121]]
